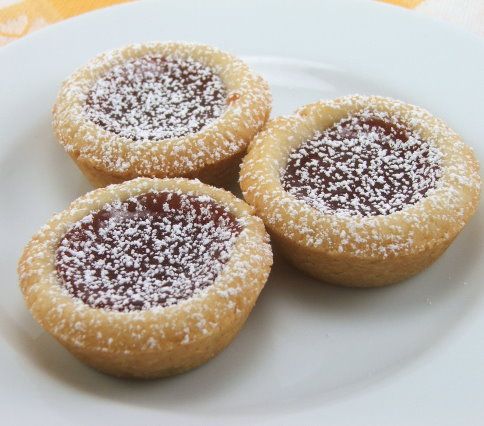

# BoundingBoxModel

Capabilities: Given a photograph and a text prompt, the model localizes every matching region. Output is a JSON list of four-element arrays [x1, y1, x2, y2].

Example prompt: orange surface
[[0, 0, 421, 46], [380, 0, 423, 7], [0, 0, 131, 45]]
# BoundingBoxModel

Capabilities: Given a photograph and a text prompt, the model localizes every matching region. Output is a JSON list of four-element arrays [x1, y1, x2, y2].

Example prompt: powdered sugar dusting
[[240, 95, 480, 257], [53, 43, 271, 178], [85, 55, 227, 141], [55, 191, 242, 312], [281, 111, 442, 217], [18, 178, 273, 355]]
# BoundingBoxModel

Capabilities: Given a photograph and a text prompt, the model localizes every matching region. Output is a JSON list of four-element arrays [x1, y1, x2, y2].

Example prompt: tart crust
[[240, 95, 480, 287], [18, 178, 272, 378], [53, 42, 271, 188]]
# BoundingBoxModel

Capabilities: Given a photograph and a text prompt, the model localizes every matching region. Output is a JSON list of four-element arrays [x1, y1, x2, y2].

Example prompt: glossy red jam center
[[281, 112, 442, 217], [55, 191, 242, 312], [85, 55, 227, 141]]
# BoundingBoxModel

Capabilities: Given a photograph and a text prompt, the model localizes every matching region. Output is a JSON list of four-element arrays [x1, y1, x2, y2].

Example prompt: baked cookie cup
[[53, 42, 271, 188], [18, 178, 272, 378], [240, 95, 480, 287]]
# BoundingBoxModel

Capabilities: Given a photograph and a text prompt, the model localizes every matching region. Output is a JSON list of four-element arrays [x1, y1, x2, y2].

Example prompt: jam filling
[[55, 192, 242, 312], [281, 112, 442, 217], [85, 55, 227, 141]]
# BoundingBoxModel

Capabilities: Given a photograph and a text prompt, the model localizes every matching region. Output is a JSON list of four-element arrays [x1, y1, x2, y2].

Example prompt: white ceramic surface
[[0, 0, 483, 424]]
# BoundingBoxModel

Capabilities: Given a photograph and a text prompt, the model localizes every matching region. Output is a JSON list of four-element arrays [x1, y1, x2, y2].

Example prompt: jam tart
[[18, 178, 272, 378], [240, 95, 480, 287], [53, 42, 271, 188]]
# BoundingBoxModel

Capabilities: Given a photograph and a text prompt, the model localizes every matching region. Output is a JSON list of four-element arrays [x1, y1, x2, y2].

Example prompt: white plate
[[1, 0, 483, 424]]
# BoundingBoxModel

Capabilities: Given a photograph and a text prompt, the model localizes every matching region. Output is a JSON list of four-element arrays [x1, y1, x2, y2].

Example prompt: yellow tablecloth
[[0, 0, 130, 45], [0, 0, 482, 46]]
